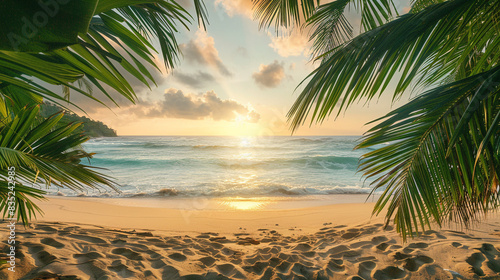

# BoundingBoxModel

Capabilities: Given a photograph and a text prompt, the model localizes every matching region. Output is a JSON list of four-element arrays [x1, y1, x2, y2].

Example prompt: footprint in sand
[[479, 243, 500, 273], [358, 256, 378, 262], [183, 248, 196, 256], [268, 257, 282, 268], [68, 234, 107, 244], [376, 243, 390, 252], [406, 242, 428, 249], [466, 252, 486, 276], [327, 258, 345, 272], [327, 245, 350, 255], [35, 250, 57, 265], [216, 263, 240, 277], [358, 260, 377, 279], [351, 241, 375, 249], [161, 265, 181, 279], [73, 251, 105, 262], [393, 252, 412, 261], [40, 237, 65, 249], [111, 239, 127, 245], [36, 225, 58, 232], [373, 266, 407, 279], [111, 247, 144, 261], [243, 261, 268, 275], [276, 260, 292, 273], [290, 263, 315, 279], [151, 259, 168, 269], [108, 260, 135, 278], [403, 255, 434, 271], [293, 243, 313, 251], [302, 251, 316, 257], [371, 236, 389, 245], [27, 244, 46, 254], [342, 232, 360, 239], [198, 256, 216, 267], [169, 252, 187, 262]]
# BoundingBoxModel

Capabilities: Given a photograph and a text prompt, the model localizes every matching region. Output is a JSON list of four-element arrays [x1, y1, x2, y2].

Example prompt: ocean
[[53, 136, 378, 197]]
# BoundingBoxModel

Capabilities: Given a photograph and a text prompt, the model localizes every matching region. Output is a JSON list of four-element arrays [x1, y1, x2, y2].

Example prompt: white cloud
[[130, 89, 260, 122], [268, 29, 311, 57], [252, 60, 286, 88], [180, 30, 232, 76], [215, 0, 253, 18]]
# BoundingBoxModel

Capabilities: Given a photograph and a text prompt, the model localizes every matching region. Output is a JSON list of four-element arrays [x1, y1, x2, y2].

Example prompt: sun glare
[[220, 198, 270, 210], [234, 113, 249, 124]]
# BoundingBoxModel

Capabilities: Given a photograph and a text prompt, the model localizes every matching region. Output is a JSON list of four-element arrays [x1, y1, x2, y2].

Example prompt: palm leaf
[[288, 0, 498, 131], [0, 0, 204, 111], [0, 105, 118, 224], [356, 67, 500, 240]]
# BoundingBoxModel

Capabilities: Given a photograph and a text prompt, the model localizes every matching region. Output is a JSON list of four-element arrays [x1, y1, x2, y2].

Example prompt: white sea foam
[[55, 136, 377, 197]]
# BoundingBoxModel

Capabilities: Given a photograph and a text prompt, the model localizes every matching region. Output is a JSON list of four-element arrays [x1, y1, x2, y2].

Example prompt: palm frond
[[253, 0, 395, 35], [0, 180, 46, 224], [253, 0, 321, 30], [410, 0, 444, 13], [288, 0, 498, 131], [356, 67, 500, 240], [307, 0, 353, 58], [0, 0, 202, 110], [0, 105, 119, 224]]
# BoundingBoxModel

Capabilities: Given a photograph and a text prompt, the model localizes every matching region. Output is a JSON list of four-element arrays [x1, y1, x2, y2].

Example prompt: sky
[[73, 0, 412, 136]]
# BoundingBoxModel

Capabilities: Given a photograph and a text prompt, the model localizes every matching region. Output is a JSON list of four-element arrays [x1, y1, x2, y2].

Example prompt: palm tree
[[0, 0, 208, 223], [254, 0, 500, 240]]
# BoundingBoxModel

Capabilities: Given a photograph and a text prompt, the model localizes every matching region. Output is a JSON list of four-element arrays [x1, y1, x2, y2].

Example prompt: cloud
[[268, 28, 311, 57], [252, 60, 286, 88], [215, 0, 253, 18], [60, 51, 167, 114], [131, 89, 260, 122], [180, 30, 232, 76], [215, 0, 310, 58], [172, 70, 215, 88]]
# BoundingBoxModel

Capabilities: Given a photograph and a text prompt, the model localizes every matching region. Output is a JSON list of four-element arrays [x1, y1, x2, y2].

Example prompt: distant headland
[[40, 103, 117, 138]]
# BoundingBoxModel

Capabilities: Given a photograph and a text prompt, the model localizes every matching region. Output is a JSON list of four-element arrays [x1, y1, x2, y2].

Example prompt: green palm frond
[[282, 0, 500, 239], [355, 66, 500, 240], [0, 105, 118, 224], [288, 0, 499, 131], [0, 0, 205, 110], [253, 0, 321, 30], [0, 0, 99, 52], [352, 0, 397, 32], [0, 181, 46, 225], [410, 0, 444, 13], [253, 0, 395, 34], [307, 0, 353, 58]]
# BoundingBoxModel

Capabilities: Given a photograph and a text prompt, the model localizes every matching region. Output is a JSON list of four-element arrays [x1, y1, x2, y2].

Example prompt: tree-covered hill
[[40, 103, 117, 138]]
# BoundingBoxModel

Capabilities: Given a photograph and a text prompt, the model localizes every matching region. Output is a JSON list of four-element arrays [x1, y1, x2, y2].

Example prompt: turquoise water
[[54, 136, 377, 197]]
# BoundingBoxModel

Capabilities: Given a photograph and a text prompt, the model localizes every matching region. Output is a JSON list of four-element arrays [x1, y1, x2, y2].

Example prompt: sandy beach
[[1, 196, 500, 279]]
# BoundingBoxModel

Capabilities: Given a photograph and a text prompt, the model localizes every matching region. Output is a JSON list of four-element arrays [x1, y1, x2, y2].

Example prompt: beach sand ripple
[[2, 221, 500, 280]]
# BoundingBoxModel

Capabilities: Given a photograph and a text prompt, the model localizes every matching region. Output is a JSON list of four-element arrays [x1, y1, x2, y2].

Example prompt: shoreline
[[46, 193, 381, 209], [34, 195, 384, 235]]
